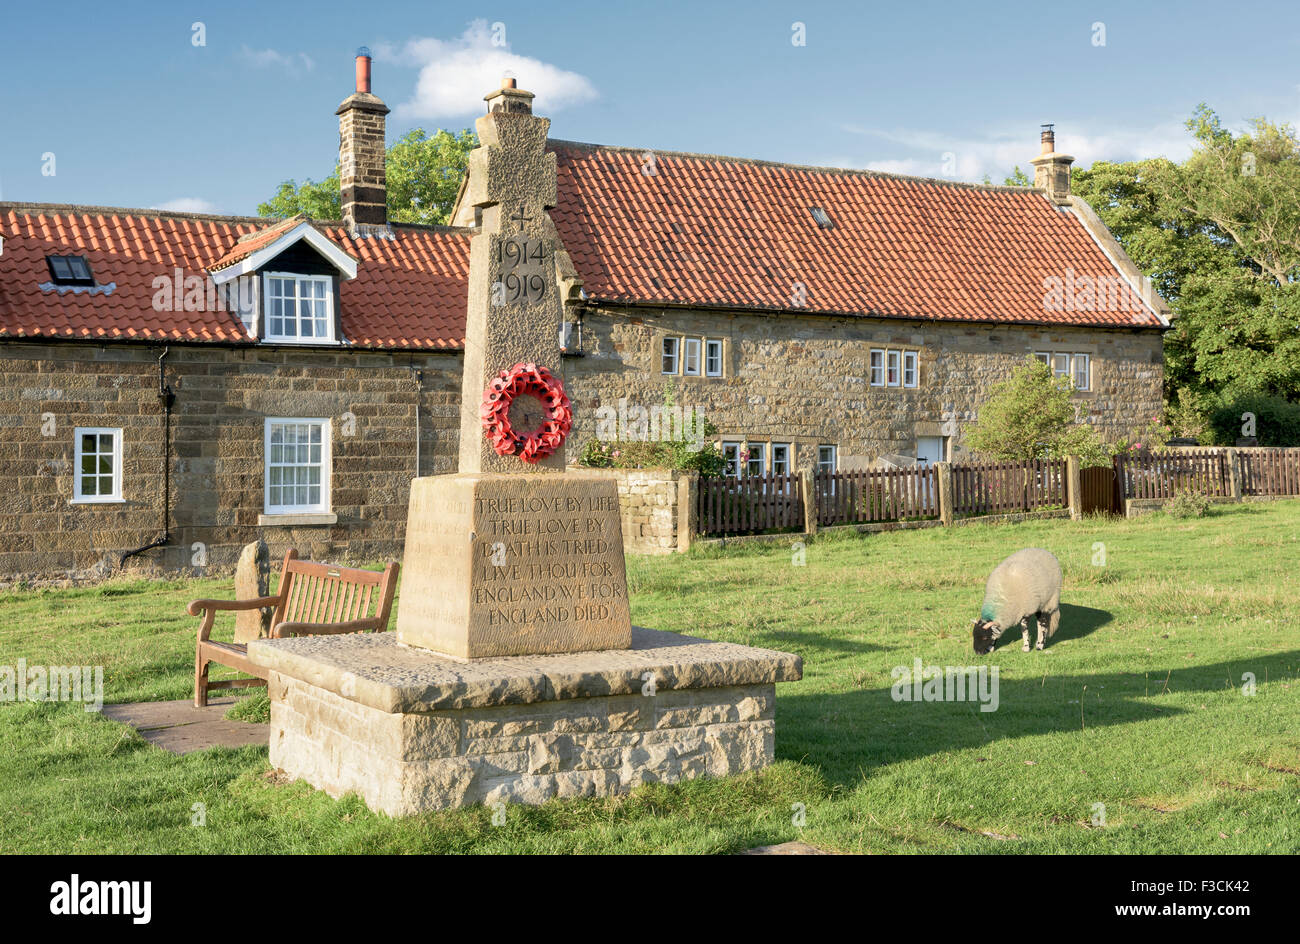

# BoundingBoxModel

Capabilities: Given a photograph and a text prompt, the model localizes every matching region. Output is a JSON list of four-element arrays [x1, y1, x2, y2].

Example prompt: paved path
[[101, 698, 269, 754], [739, 841, 835, 855]]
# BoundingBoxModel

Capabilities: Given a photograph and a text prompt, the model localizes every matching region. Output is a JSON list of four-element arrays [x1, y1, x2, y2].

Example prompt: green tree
[[1072, 106, 1300, 421], [964, 357, 1110, 464], [257, 128, 477, 226], [258, 171, 342, 220]]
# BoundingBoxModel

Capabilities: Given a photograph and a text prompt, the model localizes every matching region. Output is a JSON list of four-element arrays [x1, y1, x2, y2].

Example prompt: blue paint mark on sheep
[[974, 548, 1062, 654]]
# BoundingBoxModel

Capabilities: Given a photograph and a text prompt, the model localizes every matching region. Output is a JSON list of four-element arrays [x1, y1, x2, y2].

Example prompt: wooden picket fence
[[1115, 449, 1229, 499], [814, 467, 939, 526], [949, 459, 1067, 517], [692, 447, 1300, 538], [696, 473, 804, 535], [1237, 447, 1300, 496]]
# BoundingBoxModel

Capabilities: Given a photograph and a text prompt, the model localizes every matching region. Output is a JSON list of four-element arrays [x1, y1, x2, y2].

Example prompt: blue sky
[[4, 0, 1299, 216]]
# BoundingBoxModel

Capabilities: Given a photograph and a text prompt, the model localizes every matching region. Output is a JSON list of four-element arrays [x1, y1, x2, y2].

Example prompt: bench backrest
[[269, 549, 399, 633]]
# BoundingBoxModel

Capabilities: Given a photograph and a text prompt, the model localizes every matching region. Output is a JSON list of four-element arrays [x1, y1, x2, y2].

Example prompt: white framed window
[[265, 418, 331, 514], [683, 337, 701, 376], [72, 428, 123, 503], [721, 441, 743, 478], [661, 337, 680, 375], [771, 443, 792, 477], [263, 273, 335, 343], [817, 444, 837, 474], [1036, 351, 1090, 390], [870, 349, 885, 386], [887, 350, 901, 387], [903, 350, 918, 388], [1072, 354, 1090, 391], [746, 442, 767, 477], [705, 339, 723, 377]]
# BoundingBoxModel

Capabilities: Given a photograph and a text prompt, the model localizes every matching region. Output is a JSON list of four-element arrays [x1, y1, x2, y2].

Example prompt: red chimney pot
[[356, 53, 372, 94]]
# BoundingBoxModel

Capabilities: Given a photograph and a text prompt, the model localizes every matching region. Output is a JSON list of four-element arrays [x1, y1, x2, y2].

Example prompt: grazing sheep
[[972, 548, 1062, 655]]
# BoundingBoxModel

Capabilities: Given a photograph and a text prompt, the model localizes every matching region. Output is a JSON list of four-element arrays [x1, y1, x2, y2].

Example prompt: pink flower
[[612, 449, 621, 458]]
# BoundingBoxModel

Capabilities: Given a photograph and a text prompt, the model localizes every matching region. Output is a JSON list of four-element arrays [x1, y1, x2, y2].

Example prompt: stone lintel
[[249, 626, 802, 715]]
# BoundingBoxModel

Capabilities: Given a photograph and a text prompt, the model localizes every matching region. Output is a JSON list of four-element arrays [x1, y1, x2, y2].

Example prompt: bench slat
[[193, 549, 400, 706]]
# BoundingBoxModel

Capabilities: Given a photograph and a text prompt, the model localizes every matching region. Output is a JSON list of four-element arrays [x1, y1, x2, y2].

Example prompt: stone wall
[[0, 340, 460, 582], [570, 468, 691, 554], [0, 303, 1165, 579], [565, 306, 1166, 470]]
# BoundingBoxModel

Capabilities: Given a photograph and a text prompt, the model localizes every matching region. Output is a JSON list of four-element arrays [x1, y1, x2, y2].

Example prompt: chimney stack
[[1030, 123, 1074, 205], [483, 75, 535, 115], [337, 47, 390, 234]]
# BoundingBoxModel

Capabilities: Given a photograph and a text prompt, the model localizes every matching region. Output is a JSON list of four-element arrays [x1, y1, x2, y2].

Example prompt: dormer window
[[263, 273, 336, 343], [47, 255, 94, 286]]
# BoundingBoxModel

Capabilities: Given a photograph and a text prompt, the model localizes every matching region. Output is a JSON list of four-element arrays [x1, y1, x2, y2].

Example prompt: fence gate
[[1079, 465, 1120, 515]]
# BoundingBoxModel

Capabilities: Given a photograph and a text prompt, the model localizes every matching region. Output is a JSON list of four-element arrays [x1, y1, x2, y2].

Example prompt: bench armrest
[[187, 596, 280, 617], [271, 619, 381, 639]]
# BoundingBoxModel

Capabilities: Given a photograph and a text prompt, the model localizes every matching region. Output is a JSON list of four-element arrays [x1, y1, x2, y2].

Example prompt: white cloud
[[829, 118, 1197, 183], [375, 20, 596, 120], [152, 198, 219, 214], [238, 45, 315, 77]]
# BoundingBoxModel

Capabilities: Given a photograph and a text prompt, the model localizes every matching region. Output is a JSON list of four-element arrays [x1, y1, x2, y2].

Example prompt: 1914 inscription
[[495, 236, 547, 305]]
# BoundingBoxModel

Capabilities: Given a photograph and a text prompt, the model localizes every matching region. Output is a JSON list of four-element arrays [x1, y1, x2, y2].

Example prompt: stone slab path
[[101, 698, 269, 754], [739, 841, 835, 855]]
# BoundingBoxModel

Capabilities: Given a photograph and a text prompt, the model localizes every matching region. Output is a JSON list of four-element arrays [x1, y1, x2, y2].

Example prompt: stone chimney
[[336, 47, 390, 234], [1030, 124, 1074, 205]]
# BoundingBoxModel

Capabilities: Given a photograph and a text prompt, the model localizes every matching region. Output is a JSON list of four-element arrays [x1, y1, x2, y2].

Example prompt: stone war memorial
[[248, 79, 802, 816]]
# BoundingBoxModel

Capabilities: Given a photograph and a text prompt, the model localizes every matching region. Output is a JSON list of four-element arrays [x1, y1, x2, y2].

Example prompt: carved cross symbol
[[510, 205, 532, 228]]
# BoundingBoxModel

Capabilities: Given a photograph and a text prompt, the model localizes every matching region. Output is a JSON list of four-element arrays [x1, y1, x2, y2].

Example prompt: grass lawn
[[2, 501, 1299, 853]]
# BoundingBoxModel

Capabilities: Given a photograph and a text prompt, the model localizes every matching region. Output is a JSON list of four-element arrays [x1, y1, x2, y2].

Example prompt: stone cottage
[[0, 54, 1167, 580]]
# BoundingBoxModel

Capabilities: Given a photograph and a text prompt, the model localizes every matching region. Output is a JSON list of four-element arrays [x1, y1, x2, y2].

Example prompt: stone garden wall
[[570, 468, 693, 555]]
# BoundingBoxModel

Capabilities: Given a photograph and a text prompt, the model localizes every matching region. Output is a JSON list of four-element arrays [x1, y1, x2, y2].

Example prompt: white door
[[916, 436, 945, 466]]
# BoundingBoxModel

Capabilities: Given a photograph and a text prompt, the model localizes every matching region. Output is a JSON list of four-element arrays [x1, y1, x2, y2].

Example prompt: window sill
[[260, 339, 342, 347], [70, 497, 125, 505], [258, 512, 337, 527]]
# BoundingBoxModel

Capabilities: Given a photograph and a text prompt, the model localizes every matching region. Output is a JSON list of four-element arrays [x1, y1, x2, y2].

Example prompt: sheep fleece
[[981, 548, 1062, 637]]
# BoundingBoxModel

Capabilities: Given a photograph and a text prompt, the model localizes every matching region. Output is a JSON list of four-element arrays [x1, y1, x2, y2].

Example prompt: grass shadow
[[777, 650, 1300, 788]]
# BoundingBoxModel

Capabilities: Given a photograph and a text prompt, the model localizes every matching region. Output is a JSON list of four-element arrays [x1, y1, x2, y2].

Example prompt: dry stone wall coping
[[249, 625, 802, 714]]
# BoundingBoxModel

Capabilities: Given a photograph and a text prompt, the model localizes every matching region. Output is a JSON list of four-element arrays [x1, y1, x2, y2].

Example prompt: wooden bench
[[191, 549, 399, 707]]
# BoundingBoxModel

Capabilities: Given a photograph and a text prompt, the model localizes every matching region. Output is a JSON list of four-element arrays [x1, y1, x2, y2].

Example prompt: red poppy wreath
[[480, 362, 573, 462]]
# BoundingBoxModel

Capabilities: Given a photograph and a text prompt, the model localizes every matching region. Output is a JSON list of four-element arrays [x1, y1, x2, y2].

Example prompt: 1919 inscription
[[496, 236, 547, 305]]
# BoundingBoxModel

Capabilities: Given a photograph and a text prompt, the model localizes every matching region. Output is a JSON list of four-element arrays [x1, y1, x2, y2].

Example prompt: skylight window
[[809, 207, 834, 229], [46, 255, 94, 285]]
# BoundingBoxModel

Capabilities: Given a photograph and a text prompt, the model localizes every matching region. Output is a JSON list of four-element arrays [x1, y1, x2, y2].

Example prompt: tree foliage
[[1072, 106, 1300, 431], [257, 128, 477, 226], [964, 357, 1110, 464]]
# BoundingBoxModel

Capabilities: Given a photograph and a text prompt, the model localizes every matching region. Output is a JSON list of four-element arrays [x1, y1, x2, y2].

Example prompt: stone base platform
[[248, 627, 801, 817]]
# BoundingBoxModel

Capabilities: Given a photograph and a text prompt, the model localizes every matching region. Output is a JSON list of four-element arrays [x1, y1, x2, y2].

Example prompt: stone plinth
[[248, 627, 802, 816], [395, 472, 632, 658]]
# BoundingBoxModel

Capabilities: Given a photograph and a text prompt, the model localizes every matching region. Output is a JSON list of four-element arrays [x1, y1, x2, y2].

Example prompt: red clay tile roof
[[549, 141, 1162, 328], [0, 207, 469, 348], [206, 213, 353, 273], [0, 143, 1161, 348]]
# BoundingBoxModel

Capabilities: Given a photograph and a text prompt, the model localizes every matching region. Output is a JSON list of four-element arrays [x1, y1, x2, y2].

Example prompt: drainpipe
[[410, 365, 424, 477], [120, 347, 174, 566]]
